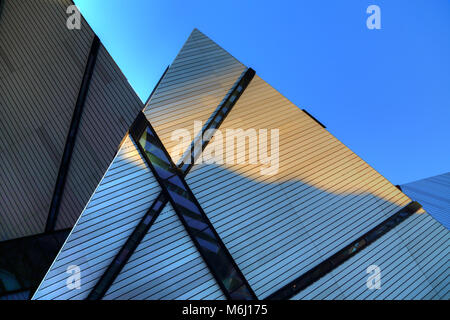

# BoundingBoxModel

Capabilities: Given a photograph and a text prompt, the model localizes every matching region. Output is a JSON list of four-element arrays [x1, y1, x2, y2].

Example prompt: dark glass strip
[[0, 229, 71, 300], [302, 109, 326, 129], [180, 68, 255, 172], [265, 201, 422, 300], [87, 68, 255, 300], [129, 115, 257, 300], [0, 0, 5, 20], [45, 36, 101, 232]]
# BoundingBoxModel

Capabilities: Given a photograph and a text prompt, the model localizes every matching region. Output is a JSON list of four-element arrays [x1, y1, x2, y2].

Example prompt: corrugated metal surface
[[56, 44, 143, 230], [143, 28, 246, 164], [32, 28, 446, 301], [104, 203, 224, 300], [401, 172, 450, 230], [0, 0, 93, 240], [292, 210, 449, 299], [185, 75, 412, 299], [33, 134, 225, 300], [33, 136, 161, 300], [0, 0, 143, 241], [33, 28, 246, 301]]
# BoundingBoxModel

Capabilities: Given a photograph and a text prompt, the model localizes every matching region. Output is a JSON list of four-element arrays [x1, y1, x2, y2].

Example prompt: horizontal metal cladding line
[[128, 114, 257, 300], [45, 36, 101, 233], [302, 109, 326, 129], [86, 68, 255, 300], [265, 201, 423, 300]]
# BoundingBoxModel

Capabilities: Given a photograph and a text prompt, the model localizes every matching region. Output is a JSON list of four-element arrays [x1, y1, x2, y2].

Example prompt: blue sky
[[74, 0, 450, 185]]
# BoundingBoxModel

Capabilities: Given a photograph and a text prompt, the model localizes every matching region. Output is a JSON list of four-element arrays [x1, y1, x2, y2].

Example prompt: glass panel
[[139, 129, 169, 163], [181, 211, 209, 231], [167, 175, 188, 193], [0, 229, 70, 298], [167, 190, 201, 215], [230, 284, 254, 300], [195, 228, 243, 292]]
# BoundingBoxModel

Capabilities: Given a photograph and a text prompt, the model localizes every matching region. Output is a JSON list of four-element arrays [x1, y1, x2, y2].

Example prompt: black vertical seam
[[45, 36, 100, 233], [0, 0, 5, 21]]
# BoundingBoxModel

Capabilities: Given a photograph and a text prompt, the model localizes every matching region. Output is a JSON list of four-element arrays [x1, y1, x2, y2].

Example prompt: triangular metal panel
[[104, 203, 225, 300]]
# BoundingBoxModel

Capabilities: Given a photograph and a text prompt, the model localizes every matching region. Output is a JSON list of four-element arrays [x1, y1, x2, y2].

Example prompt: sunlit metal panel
[[185, 75, 412, 298], [143, 29, 246, 164]]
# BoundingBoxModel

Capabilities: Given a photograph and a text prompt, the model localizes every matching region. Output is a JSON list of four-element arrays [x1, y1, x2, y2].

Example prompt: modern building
[[0, 0, 143, 298], [401, 173, 450, 230], [30, 28, 449, 300]]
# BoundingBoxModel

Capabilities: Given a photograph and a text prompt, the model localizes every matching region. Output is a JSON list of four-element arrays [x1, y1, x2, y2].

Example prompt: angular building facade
[[31, 29, 449, 300], [401, 173, 450, 230], [0, 0, 143, 298]]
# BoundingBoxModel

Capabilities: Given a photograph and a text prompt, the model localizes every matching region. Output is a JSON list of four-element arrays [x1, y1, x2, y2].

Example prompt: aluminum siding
[[104, 203, 224, 300], [33, 136, 160, 299], [292, 211, 449, 299], [0, 0, 143, 240], [143, 28, 246, 164], [401, 172, 450, 230], [185, 75, 412, 298]]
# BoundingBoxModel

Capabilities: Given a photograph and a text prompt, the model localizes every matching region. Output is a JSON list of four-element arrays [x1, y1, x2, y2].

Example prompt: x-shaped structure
[[30, 28, 444, 302], [86, 67, 422, 300], [87, 69, 257, 300]]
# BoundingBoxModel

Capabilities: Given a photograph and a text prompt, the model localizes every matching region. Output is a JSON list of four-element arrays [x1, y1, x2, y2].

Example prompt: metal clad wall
[[0, 0, 143, 241], [396, 211, 449, 298], [56, 44, 143, 230], [33, 134, 226, 300], [33, 136, 161, 300], [292, 211, 449, 299], [32, 29, 246, 300], [185, 75, 412, 298], [0, 0, 93, 240], [144, 28, 246, 164], [401, 173, 450, 230], [104, 203, 225, 300], [31, 28, 445, 301]]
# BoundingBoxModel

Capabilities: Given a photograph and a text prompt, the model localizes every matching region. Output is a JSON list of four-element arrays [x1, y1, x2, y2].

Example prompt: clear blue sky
[[74, 0, 450, 185]]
